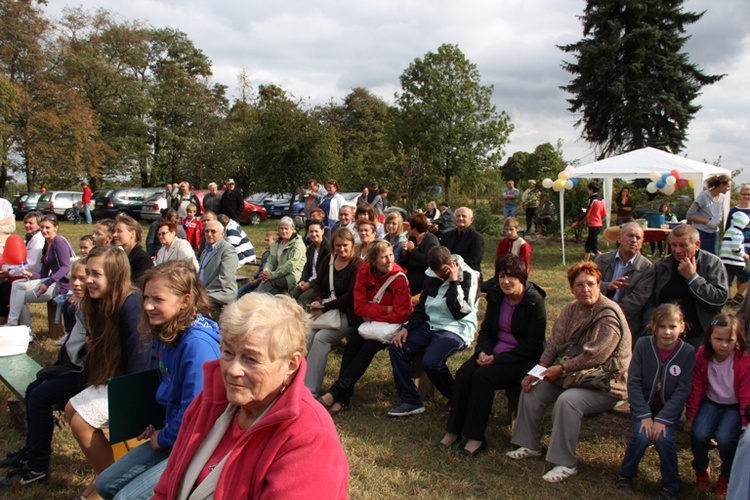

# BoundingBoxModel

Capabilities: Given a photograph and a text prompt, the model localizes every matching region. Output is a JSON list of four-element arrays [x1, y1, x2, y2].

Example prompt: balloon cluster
[[646, 170, 693, 195], [542, 165, 578, 192]]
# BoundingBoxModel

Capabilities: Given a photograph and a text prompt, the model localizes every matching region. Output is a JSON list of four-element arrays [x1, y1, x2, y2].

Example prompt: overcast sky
[[44, 0, 750, 182]]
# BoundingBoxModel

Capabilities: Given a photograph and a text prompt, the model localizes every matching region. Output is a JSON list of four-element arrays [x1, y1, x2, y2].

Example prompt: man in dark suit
[[199, 220, 239, 309], [595, 222, 654, 337], [440, 206, 484, 273]]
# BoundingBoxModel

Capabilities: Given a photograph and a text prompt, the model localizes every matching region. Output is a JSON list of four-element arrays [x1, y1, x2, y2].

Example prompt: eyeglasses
[[42, 215, 56, 222]]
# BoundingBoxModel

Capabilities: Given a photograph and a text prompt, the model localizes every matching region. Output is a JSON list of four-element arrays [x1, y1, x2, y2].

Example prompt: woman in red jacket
[[151, 294, 349, 499], [318, 239, 413, 415]]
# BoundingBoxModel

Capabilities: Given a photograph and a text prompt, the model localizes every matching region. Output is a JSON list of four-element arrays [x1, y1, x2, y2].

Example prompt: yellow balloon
[[688, 180, 694, 188], [554, 179, 566, 190]]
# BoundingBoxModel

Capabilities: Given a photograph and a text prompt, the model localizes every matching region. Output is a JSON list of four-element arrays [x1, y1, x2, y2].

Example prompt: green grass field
[[0, 219, 730, 498]]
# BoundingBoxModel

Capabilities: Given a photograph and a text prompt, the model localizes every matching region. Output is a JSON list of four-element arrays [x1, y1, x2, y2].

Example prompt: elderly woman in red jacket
[[152, 294, 349, 499], [318, 239, 413, 415]]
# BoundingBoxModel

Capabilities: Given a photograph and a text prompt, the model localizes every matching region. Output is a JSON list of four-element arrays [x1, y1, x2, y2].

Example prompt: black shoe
[[458, 441, 488, 459], [615, 476, 634, 495], [0, 449, 27, 469], [436, 437, 461, 451], [654, 488, 678, 500], [0, 466, 47, 487]]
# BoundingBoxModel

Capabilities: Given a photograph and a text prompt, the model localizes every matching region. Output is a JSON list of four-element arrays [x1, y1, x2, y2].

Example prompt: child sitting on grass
[[495, 217, 531, 272], [616, 303, 695, 499], [685, 313, 750, 497]]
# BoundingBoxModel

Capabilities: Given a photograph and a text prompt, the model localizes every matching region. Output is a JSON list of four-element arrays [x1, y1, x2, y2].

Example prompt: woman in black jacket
[[439, 254, 547, 458], [401, 213, 440, 296], [290, 221, 329, 307]]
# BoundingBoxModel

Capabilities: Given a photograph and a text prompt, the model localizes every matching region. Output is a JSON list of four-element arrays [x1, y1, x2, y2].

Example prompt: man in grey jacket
[[595, 222, 654, 338], [645, 224, 729, 347]]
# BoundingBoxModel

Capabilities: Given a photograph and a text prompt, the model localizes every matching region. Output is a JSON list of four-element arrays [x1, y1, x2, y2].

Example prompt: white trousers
[[7, 279, 58, 326]]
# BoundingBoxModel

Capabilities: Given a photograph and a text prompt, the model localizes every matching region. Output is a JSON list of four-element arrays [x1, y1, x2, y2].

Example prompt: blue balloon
[[571, 178, 578, 186], [656, 180, 666, 189], [662, 173, 669, 181]]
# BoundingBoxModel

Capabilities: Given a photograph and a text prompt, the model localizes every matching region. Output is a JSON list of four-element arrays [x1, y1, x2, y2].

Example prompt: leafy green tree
[[396, 43, 513, 197], [560, 0, 723, 157], [247, 85, 340, 213], [315, 87, 394, 191]]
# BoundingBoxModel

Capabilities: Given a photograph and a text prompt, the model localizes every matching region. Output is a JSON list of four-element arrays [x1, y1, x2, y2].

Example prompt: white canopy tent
[[554, 147, 732, 264], [573, 147, 731, 226]]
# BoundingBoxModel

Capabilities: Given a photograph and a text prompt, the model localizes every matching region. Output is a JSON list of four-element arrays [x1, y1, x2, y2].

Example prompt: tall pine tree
[[559, 0, 723, 158]]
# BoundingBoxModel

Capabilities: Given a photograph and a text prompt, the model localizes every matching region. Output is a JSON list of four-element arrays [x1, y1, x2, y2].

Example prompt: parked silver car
[[37, 191, 83, 218]]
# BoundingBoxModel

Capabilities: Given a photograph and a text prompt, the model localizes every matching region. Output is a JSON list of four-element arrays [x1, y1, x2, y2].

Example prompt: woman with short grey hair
[[256, 217, 306, 295]]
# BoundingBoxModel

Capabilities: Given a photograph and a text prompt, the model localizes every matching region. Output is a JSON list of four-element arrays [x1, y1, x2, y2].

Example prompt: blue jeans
[[388, 324, 464, 406], [96, 442, 170, 499], [618, 408, 680, 493], [503, 206, 517, 218], [83, 203, 92, 224], [697, 230, 718, 256], [690, 398, 741, 478]]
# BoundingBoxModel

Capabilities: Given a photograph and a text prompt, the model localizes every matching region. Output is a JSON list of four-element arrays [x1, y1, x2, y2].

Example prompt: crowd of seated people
[[4, 177, 750, 499]]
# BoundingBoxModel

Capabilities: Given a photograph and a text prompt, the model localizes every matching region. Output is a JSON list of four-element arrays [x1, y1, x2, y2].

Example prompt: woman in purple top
[[439, 254, 546, 457], [6, 214, 73, 327]]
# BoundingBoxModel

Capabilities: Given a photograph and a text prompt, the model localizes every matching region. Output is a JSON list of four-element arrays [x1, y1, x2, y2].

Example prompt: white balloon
[[558, 171, 569, 180], [649, 171, 661, 182], [542, 178, 553, 189], [663, 184, 675, 195], [565, 180, 573, 190], [647, 182, 658, 194], [666, 175, 676, 185]]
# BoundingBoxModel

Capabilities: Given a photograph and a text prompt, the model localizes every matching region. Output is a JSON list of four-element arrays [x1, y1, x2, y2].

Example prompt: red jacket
[[686, 346, 750, 427], [152, 359, 349, 499], [182, 217, 203, 249], [353, 262, 413, 324], [82, 186, 92, 204]]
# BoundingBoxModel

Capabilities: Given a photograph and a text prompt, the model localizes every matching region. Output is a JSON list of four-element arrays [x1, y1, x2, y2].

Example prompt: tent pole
[[560, 189, 566, 266]]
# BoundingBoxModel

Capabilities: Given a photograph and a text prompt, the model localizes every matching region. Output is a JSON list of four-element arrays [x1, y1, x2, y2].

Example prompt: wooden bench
[[0, 354, 41, 402], [0, 353, 43, 433]]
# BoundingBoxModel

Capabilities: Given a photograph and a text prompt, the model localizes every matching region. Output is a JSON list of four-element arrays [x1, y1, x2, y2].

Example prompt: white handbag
[[357, 272, 407, 344], [0, 325, 31, 356], [308, 256, 341, 330]]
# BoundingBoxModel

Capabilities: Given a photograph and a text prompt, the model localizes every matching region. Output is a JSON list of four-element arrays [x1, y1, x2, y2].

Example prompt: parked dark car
[[12, 193, 42, 219], [267, 198, 305, 218], [246, 192, 289, 212], [93, 187, 163, 220]]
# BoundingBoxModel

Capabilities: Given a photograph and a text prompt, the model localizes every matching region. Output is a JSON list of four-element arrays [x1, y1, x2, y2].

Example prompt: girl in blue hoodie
[[96, 261, 221, 499], [616, 304, 695, 498]]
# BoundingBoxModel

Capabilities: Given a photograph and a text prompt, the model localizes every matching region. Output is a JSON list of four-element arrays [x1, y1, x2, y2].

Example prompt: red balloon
[[676, 178, 689, 189], [3, 234, 27, 266], [670, 169, 681, 180]]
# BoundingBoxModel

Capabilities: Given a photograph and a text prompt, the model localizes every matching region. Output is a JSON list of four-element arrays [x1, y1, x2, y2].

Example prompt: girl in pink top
[[684, 313, 750, 496]]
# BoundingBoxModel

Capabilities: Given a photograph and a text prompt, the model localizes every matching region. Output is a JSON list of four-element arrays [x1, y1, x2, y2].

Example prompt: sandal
[[542, 465, 578, 483], [328, 402, 348, 417], [317, 394, 334, 410], [505, 447, 542, 460]]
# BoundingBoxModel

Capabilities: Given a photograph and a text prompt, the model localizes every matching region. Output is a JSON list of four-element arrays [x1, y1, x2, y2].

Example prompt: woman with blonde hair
[[384, 211, 407, 264], [687, 174, 732, 255]]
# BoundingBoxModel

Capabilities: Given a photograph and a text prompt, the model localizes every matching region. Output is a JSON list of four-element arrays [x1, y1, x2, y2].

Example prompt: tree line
[[0, 2, 519, 205]]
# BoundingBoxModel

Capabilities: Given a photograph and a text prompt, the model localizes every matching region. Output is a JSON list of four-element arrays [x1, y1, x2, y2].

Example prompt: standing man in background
[[503, 180, 519, 219], [80, 182, 92, 225], [220, 178, 244, 223]]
